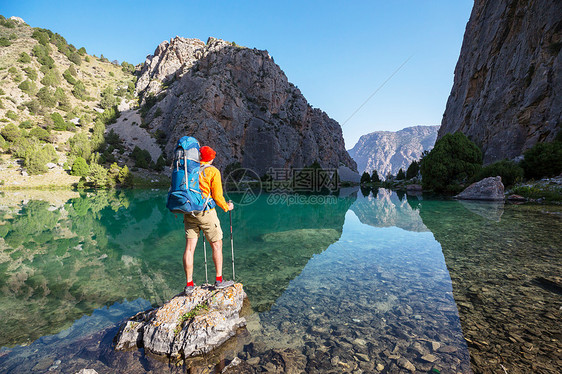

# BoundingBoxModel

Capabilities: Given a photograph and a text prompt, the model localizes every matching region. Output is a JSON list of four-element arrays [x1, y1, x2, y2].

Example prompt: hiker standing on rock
[[182, 145, 234, 295]]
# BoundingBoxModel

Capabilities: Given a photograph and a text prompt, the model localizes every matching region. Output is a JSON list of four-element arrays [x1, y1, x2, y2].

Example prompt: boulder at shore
[[114, 284, 246, 359], [455, 176, 505, 201]]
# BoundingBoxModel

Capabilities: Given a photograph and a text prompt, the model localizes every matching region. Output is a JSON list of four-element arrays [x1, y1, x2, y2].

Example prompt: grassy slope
[[0, 16, 138, 187]]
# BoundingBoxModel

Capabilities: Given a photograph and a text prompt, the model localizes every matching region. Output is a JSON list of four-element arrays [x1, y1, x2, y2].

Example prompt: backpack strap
[[199, 164, 214, 211]]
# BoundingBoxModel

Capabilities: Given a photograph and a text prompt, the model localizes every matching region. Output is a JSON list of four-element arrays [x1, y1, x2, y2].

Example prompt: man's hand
[[227, 202, 234, 211]]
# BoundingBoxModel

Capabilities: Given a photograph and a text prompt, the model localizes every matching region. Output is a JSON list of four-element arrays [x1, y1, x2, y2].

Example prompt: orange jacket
[[199, 162, 229, 212]]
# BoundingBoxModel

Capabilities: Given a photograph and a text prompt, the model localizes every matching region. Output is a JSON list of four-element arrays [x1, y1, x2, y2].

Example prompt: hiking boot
[[183, 283, 196, 296], [214, 279, 234, 289]]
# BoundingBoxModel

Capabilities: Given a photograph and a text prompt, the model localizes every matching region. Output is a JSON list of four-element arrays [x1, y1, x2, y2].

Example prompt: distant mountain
[[348, 125, 439, 178]]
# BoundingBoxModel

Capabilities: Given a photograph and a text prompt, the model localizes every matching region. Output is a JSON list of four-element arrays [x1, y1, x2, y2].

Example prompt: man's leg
[[209, 239, 223, 278], [183, 237, 198, 284]]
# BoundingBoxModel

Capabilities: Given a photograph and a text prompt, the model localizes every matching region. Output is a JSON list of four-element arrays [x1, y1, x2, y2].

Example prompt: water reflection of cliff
[[227, 193, 356, 312], [350, 188, 429, 232], [418, 200, 562, 373], [0, 190, 354, 347]]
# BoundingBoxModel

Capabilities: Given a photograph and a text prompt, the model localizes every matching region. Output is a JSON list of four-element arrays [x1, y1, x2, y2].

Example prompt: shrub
[[24, 66, 37, 81], [71, 156, 89, 176], [77, 47, 86, 55], [105, 128, 121, 146], [121, 61, 135, 74], [420, 132, 482, 193], [63, 69, 77, 85], [100, 86, 116, 109], [0, 38, 11, 47], [406, 160, 419, 180], [24, 99, 41, 115], [153, 155, 166, 171], [131, 146, 152, 168], [29, 127, 51, 142], [360, 172, 370, 184], [127, 81, 135, 94], [18, 52, 31, 63], [72, 80, 87, 99], [32, 44, 54, 68], [68, 65, 77, 76], [6, 110, 17, 120], [40, 68, 60, 87], [37, 87, 56, 107], [1, 123, 21, 142], [91, 120, 105, 150], [520, 140, 562, 179], [154, 129, 166, 145], [56, 40, 69, 57], [13, 138, 57, 175], [84, 56, 90, 63], [69, 52, 81, 65], [68, 132, 92, 160], [370, 170, 380, 183], [31, 29, 50, 46], [51, 112, 68, 131], [118, 165, 133, 186], [471, 159, 524, 187], [89, 162, 108, 187], [54, 87, 70, 111], [97, 105, 119, 125], [19, 120, 34, 129], [18, 79, 35, 94]]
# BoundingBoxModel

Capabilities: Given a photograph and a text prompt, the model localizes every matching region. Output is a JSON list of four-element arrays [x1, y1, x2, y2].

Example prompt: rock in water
[[455, 176, 505, 201], [114, 284, 246, 359]]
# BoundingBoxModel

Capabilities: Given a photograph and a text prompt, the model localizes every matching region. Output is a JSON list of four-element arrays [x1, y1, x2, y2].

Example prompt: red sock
[[186, 280, 194, 287], [216, 276, 223, 282]]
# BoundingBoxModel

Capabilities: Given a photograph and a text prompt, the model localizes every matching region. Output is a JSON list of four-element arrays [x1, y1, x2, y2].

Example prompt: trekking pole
[[203, 237, 209, 284], [229, 200, 235, 281]]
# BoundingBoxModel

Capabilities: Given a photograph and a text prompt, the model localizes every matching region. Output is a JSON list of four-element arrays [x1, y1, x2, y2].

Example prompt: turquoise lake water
[[0, 188, 560, 373]]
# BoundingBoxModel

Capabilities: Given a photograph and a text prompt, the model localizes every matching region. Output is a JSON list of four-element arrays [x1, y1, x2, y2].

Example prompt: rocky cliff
[[136, 37, 356, 176], [439, 0, 562, 164], [348, 125, 439, 177]]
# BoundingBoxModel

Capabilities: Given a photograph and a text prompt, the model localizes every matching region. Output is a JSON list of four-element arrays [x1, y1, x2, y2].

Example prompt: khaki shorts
[[184, 208, 223, 242]]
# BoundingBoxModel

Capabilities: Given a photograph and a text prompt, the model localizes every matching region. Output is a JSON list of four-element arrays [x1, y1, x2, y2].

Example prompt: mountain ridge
[[349, 125, 439, 178], [134, 36, 357, 176]]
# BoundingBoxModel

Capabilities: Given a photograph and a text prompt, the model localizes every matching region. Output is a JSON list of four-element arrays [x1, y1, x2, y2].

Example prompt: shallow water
[[0, 188, 560, 373]]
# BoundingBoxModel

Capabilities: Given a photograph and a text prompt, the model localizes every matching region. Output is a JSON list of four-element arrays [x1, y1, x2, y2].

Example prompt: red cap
[[200, 146, 216, 162]]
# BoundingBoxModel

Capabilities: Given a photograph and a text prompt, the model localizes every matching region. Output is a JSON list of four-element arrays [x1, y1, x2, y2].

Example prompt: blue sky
[[3, 0, 473, 148]]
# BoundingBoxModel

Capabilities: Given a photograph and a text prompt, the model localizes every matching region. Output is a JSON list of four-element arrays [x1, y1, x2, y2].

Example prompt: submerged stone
[[114, 284, 246, 359]]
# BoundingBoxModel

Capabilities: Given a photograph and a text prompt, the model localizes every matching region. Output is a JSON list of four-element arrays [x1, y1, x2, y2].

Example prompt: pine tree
[[360, 172, 371, 184]]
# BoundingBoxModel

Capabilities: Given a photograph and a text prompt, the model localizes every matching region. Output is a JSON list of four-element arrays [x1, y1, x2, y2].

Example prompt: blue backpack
[[166, 136, 216, 214]]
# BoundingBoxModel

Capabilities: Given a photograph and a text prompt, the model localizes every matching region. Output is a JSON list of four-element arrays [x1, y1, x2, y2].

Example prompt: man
[[183, 145, 234, 295]]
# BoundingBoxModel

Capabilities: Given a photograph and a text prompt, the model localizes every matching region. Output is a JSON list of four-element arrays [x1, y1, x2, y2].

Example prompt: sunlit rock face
[[439, 0, 562, 164], [136, 37, 356, 176]]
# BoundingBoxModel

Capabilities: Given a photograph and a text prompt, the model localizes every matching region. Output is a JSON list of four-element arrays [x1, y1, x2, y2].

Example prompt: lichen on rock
[[114, 283, 247, 359]]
